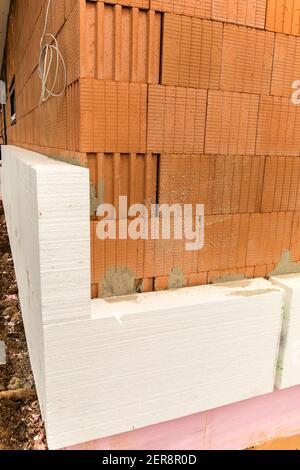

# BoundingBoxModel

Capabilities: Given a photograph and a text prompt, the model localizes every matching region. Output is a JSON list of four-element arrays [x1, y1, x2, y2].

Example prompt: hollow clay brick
[[58, 2, 81, 86], [261, 156, 300, 213], [151, 0, 212, 19], [162, 14, 222, 90], [9, 0, 300, 300], [67, 81, 80, 152], [159, 154, 265, 214], [207, 267, 252, 283], [147, 85, 207, 154], [80, 79, 147, 153], [221, 24, 274, 94], [291, 211, 300, 261], [65, 0, 78, 19], [271, 33, 300, 97], [197, 214, 250, 272], [246, 212, 294, 267], [205, 91, 259, 155], [82, 1, 160, 82], [187, 272, 208, 287], [87, 152, 158, 216], [100, 0, 150, 8], [91, 220, 149, 294], [266, 0, 300, 36], [212, 0, 267, 29], [257, 96, 300, 156]]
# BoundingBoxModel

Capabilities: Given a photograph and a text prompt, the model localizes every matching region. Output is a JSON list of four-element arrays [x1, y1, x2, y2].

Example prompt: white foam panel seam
[[271, 274, 300, 389], [2, 146, 284, 449]]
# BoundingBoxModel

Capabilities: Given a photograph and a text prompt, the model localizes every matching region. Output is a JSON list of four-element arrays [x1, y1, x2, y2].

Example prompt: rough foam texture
[[2, 144, 285, 450], [0, 341, 6, 365], [2, 145, 90, 417], [45, 277, 283, 449]]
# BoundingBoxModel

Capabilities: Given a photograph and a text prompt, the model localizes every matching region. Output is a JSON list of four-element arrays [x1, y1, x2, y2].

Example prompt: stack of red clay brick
[[5, 0, 300, 297]]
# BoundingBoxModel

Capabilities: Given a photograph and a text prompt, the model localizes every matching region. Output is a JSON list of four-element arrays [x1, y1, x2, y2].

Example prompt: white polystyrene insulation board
[[44, 279, 283, 449], [1, 145, 90, 418], [2, 146, 285, 450], [271, 273, 300, 389]]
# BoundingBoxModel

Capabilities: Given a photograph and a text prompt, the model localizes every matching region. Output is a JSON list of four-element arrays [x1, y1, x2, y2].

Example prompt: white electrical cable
[[38, 0, 67, 104]]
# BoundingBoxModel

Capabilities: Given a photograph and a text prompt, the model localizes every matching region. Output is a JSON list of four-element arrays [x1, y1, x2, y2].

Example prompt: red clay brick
[[159, 154, 265, 214], [101, 0, 150, 8], [59, 0, 81, 86], [67, 81, 80, 152], [207, 267, 251, 283], [266, 0, 300, 35], [9, 0, 300, 298], [154, 277, 169, 291], [88, 152, 158, 216], [290, 211, 300, 261], [151, 0, 212, 18], [212, 0, 267, 28], [147, 85, 207, 154], [196, 214, 250, 273], [205, 91, 259, 155], [80, 79, 147, 153], [247, 211, 294, 267], [92, 219, 148, 292], [162, 14, 222, 89], [221, 24, 274, 94], [254, 265, 268, 277], [257, 96, 300, 156], [271, 33, 300, 97], [65, 0, 79, 19], [82, 1, 160, 83], [187, 272, 208, 286]]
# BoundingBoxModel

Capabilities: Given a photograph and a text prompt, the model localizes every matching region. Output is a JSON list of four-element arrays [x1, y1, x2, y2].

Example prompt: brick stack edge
[[5, 0, 300, 298]]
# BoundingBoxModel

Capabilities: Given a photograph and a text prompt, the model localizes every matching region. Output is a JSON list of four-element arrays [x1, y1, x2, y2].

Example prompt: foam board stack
[[44, 277, 283, 448], [271, 273, 300, 389], [2, 146, 285, 448]]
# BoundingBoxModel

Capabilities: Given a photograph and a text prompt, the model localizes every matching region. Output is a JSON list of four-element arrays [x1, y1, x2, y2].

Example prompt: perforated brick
[[266, 0, 300, 35], [205, 91, 259, 155], [151, 0, 212, 18], [88, 152, 158, 216], [221, 24, 274, 94], [261, 156, 300, 212], [159, 154, 265, 214], [147, 85, 207, 154], [271, 33, 300, 97], [213, 0, 267, 28], [82, 2, 160, 83], [257, 96, 300, 156], [162, 14, 222, 89], [80, 79, 147, 153]]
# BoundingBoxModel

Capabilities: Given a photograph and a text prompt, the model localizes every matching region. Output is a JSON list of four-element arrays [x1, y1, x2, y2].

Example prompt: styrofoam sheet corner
[[271, 273, 300, 389], [44, 278, 283, 449], [1, 145, 285, 450], [1, 145, 91, 419]]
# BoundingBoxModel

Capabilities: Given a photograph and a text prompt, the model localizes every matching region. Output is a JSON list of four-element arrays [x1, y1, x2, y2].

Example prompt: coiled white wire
[[38, 0, 67, 103]]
